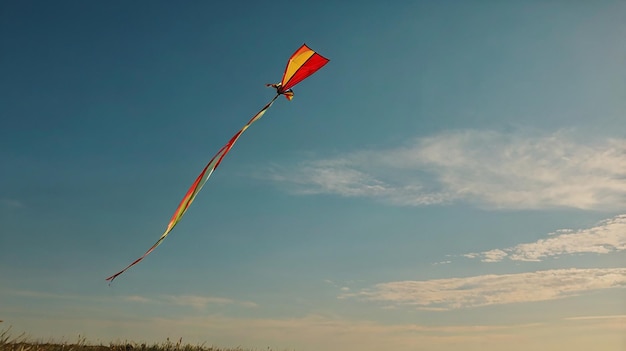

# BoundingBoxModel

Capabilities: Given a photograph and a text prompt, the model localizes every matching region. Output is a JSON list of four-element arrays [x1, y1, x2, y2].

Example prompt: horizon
[[1, 1, 625, 351]]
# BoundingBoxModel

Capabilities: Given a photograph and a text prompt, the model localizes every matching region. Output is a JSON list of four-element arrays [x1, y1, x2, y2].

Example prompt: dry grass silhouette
[[1, 328, 273, 351]]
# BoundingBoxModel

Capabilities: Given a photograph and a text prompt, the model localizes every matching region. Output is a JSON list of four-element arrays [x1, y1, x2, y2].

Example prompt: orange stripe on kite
[[281, 44, 329, 91], [281, 45, 315, 88]]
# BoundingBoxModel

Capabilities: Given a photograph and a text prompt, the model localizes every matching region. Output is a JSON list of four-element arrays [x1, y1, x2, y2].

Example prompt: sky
[[1, 1, 625, 350]]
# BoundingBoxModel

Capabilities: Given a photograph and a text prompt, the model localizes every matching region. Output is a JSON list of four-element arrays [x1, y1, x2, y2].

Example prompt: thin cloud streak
[[564, 314, 626, 321], [0, 198, 24, 208], [6, 290, 257, 309], [465, 214, 626, 262], [269, 130, 626, 210], [167, 294, 258, 309], [340, 268, 626, 310]]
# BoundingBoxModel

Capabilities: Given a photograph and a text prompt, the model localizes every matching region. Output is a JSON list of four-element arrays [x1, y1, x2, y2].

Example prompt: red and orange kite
[[106, 44, 329, 283]]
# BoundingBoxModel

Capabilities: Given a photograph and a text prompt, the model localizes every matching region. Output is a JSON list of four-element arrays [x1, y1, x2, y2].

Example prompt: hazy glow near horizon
[[1, 2, 625, 351]]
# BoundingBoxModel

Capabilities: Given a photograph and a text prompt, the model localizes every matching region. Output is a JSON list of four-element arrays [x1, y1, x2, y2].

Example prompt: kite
[[106, 44, 329, 283]]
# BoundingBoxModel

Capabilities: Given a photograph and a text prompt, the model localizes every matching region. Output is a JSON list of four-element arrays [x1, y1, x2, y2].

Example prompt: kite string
[[106, 94, 280, 284]]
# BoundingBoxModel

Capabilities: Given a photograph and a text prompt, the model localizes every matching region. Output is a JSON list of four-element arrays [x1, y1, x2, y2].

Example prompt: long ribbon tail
[[106, 94, 280, 283]]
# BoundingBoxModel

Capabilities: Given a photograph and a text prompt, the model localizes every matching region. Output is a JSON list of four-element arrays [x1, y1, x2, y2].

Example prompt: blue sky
[[1, 1, 625, 350]]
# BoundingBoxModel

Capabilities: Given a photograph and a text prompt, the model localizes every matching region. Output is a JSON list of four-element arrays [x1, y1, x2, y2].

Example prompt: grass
[[0, 328, 273, 351]]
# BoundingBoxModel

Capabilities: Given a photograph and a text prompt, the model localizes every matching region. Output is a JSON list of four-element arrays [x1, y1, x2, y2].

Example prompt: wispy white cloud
[[477, 249, 509, 263], [563, 314, 626, 333], [6, 290, 256, 309], [9, 290, 108, 302], [123, 295, 153, 303], [564, 314, 626, 321], [0, 198, 23, 208], [465, 214, 626, 262], [167, 294, 257, 309], [125, 294, 258, 309], [340, 268, 626, 310], [269, 130, 626, 210]]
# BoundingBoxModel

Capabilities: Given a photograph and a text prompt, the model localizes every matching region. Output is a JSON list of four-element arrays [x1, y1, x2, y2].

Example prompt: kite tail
[[106, 94, 280, 284], [283, 90, 294, 100]]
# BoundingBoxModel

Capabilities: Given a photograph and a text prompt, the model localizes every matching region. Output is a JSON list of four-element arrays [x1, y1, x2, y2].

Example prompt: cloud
[[563, 314, 626, 333], [119, 294, 258, 309], [465, 214, 626, 262], [167, 294, 257, 309], [340, 268, 626, 310], [9, 290, 104, 302], [478, 249, 509, 262], [6, 290, 257, 309], [123, 295, 153, 303], [564, 314, 626, 321], [269, 130, 626, 210], [0, 198, 23, 208], [270, 158, 453, 206]]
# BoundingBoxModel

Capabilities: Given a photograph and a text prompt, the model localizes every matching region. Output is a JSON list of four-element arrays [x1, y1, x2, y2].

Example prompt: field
[[0, 329, 265, 351]]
